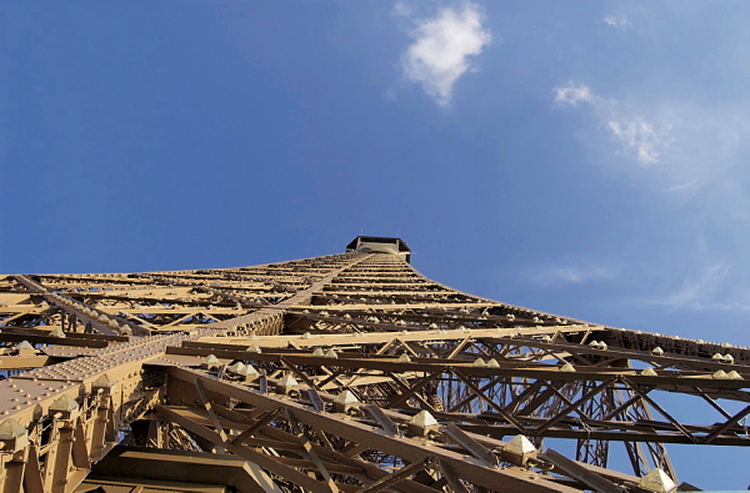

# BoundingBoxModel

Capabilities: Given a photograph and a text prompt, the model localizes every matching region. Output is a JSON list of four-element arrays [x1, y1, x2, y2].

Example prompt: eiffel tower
[[0, 236, 746, 492]]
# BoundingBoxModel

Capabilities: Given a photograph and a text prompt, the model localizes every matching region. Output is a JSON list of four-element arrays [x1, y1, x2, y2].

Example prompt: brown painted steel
[[0, 238, 747, 491]]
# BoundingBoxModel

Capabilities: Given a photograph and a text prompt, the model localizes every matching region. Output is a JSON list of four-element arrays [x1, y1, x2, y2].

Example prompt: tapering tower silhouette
[[0, 236, 746, 492]]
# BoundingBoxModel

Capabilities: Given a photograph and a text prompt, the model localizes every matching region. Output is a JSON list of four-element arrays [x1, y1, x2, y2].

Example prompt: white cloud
[[392, 2, 412, 18], [552, 82, 669, 167], [400, 2, 491, 106], [603, 15, 630, 29], [641, 262, 750, 312], [531, 263, 619, 286], [553, 82, 598, 107], [551, 82, 750, 193], [607, 119, 663, 165], [650, 263, 727, 309]]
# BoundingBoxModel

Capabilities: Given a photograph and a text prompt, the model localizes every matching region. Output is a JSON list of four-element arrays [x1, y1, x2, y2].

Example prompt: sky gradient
[[2, 1, 749, 488]]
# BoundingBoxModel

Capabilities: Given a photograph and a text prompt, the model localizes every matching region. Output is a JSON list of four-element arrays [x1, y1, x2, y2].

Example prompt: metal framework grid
[[0, 237, 746, 492]]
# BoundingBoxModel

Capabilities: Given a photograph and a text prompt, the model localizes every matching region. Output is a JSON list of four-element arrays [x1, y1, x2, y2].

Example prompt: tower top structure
[[345, 235, 411, 262]]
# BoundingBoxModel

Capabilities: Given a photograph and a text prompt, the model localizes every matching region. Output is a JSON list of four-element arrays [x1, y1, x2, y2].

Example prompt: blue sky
[[2, 1, 749, 488]]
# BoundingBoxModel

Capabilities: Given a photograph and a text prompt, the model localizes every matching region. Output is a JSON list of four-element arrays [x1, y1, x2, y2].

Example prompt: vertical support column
[[90, 374, 115, 462], [0, 452, 26, 493], [45, 395, 82, 493], [90, 395, 110, 460], [50, 422, 75, 493], [0, 419, 29, 493]]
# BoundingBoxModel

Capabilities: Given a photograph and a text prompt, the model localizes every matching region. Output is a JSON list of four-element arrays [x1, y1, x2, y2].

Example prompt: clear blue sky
[[1, 1, 749, 488]]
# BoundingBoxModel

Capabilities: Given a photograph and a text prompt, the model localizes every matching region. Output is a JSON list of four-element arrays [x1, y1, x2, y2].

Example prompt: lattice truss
[[0, 241, 748, 492]]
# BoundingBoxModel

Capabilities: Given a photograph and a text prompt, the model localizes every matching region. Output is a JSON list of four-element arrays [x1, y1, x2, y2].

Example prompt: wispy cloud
[[640, 262, 750, 312], [531, 263, 620, 286], [554, 82, 669, 167], [551, 82, 750, 193], [603, 15, 630, 29], [607, 119, 663, 165], [392, 2, 412, 18], [553, 82, 598, 107], [399, 2, 491, 106], [648, 263, 727, 310]]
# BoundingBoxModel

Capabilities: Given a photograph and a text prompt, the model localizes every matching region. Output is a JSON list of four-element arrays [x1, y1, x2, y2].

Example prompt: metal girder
[[0, 239, 748, 492], [159, 365, 622, 492], [160, 344, 750, 449]]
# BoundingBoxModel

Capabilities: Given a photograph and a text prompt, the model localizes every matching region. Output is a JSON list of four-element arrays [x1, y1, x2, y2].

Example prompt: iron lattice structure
[[0, 236, 747, 492]]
